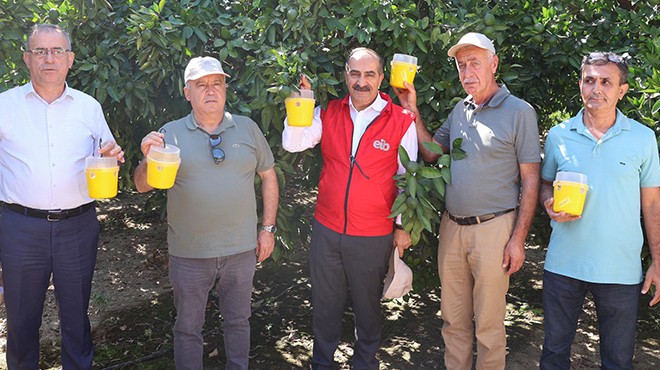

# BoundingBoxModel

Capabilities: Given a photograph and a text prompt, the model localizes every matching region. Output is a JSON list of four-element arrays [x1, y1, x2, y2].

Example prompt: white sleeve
[[282, 105, 323, 153], [397, 120, 418, 174]]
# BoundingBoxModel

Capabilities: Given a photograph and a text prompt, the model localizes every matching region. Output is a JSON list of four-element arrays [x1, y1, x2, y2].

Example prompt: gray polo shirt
[[160, 112, 275, 258], [434, 85, 541, 216]]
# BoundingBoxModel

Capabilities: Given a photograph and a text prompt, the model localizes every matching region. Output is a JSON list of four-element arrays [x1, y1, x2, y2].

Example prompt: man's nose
[[592, 81, 604, 93], [43, 51, 56, 62], [356, 76, 369, 86]]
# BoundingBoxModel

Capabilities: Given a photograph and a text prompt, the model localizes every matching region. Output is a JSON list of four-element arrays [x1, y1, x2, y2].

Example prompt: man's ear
[[618, 83, 629, 100]]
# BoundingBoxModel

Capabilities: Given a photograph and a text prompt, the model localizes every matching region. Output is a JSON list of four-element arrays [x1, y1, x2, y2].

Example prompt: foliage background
[[0, 0, 658, 283]]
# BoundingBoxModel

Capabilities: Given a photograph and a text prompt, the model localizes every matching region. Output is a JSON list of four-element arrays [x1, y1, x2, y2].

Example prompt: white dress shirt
[[0, 82, 116, 209], [282, 93, 418, 225]]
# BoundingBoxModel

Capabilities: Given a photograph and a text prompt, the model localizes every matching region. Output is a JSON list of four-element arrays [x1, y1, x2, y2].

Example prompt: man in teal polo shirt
[[134, 56, 279, 370], [539, 51, 660, 369]]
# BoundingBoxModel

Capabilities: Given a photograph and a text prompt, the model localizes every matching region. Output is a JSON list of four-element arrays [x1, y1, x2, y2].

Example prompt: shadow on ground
[[3, 192, 657, 370], [91, 243, 660, 370]]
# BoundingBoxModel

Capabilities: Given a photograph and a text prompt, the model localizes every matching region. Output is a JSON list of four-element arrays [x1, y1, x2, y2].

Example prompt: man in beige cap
[[396, 32, 541, 369], [134, 56, 279, 370]]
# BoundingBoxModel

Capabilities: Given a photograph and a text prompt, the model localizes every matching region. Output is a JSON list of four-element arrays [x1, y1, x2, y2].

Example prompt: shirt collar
[[348, 92, 387, 114], [22, 81, 73, 104], [571, 108, 631, 135], [463, 84, 510, 110], [185, 111, 236, 134]]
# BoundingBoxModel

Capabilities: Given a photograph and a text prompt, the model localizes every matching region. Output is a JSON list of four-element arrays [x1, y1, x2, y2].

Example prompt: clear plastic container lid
[[148, 144, 181, 163], [555, 171, 588, 184], [289, 88, 314, 99], [392, 53, 418, 65], [86, 157, 118, 168]]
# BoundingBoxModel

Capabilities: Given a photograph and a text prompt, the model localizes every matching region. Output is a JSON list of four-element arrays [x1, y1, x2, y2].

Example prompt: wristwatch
[[261, 225, 278, 233]]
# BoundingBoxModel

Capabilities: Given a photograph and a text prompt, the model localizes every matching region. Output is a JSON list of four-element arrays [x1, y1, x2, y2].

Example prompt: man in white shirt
[[0, 24, 123, 369], [282, 47, 418, 370]]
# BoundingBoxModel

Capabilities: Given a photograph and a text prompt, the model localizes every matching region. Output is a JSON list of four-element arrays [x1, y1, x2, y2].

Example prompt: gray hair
[[345, 47, 384, 75], [25, 24, 72, 50], [581, 51, 629, 85]]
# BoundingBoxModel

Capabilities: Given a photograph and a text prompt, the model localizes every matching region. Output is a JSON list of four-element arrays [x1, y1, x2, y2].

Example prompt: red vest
[[315, 92, 415, 236]]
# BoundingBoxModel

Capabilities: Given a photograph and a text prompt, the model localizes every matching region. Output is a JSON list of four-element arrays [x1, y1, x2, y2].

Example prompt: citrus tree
[[1, 0, 658, 283]]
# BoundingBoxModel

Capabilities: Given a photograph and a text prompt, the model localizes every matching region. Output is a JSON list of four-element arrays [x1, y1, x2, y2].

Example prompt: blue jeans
[[169, 250, 256, 370], [540, 270, 641, 370]]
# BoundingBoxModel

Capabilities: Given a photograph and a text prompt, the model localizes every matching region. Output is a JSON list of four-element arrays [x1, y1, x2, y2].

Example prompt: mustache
[[462, 78, 479, 84], [352, 84, 371, 92]]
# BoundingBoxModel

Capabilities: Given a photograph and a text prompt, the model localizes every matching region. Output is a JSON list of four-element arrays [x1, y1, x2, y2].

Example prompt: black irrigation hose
[[99, 284, 296, 370]]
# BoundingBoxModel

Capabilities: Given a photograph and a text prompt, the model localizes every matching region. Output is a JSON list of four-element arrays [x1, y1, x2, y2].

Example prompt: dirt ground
[[0, 191, 659, 369]]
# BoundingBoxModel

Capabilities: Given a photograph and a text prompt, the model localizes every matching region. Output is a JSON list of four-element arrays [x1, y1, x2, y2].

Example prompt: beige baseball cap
[[382, 249, 413, 299], [184, 56, 230, 83], [447, 32, 496, 57]]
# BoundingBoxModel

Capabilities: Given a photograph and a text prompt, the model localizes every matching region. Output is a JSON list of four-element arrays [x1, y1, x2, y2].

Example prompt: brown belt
[[447, 208, 515, 226]]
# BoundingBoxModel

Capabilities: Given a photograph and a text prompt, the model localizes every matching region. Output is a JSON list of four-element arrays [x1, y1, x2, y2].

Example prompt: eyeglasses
[[585, 52, 627, 66], [27, 48, 71, 58], [209, 134, 225, 164]]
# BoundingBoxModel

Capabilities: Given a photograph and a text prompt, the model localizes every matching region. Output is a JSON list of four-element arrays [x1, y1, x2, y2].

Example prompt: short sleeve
[[541, 130, 559, 182]]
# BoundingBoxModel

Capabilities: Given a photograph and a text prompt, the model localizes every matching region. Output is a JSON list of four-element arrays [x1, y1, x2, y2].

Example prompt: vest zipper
[[342, 112, 382, 234]]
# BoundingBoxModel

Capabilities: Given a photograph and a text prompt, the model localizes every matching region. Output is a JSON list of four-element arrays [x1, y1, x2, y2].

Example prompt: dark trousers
[[0, 206, 100, 370], [310, 219, 393, 370], [540, 270, 641, 370]]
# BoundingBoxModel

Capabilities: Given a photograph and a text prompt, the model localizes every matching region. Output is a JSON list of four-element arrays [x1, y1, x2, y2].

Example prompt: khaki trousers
[[438, 211, 516, 370]]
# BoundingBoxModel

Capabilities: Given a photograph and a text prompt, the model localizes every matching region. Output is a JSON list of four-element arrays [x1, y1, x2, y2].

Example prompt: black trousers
[[310, 219, 393, 370]]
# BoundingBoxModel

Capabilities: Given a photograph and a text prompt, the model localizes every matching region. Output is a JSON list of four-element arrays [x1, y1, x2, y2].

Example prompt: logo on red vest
[[373, 139, 391, 151]]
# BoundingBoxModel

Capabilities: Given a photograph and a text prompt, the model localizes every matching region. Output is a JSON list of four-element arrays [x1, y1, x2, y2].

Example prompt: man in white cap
[[396, 32, 541, 369], [134, 56, 279, 370]]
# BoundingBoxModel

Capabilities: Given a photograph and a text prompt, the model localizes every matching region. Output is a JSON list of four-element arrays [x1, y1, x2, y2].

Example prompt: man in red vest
[[283, 47, 418, 369]]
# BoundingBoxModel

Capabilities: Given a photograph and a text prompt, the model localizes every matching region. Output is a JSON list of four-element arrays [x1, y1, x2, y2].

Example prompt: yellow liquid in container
[[285, 98, 315, 127], [553, 180, 589, 216], [390, 61, 417, 89], [147, 157, 180, 189], [86, 167, 119, 199]]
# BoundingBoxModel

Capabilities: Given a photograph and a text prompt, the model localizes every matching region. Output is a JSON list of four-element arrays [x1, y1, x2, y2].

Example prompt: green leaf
[[441, 167, 451, 184], [192, 27, 208, 43], [106, 85, 121, 102], [422, 141, 445, 155], [433, 177, 446, 197], [437, 154, 451, 167], [417, 166, 442, 179], [183, 26, 193, 40], [390, 192, 407, 214], [451, 138, 467, 160], [398, 145, 411, 165], [451, 148, 467, 161], [407, 175, 417, 198], [652, 99, 660, 116], [389, 200, 408, 219]]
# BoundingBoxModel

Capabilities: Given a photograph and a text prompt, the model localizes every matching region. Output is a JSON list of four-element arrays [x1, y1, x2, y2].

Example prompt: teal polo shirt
[[541, 109, 660, 284]]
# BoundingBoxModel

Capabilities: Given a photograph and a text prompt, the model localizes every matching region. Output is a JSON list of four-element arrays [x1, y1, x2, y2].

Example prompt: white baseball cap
[[184, 56, 230, 83], [382, 249, 413, 299], [447, 32, 496, 57]]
